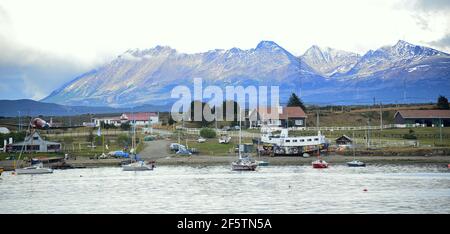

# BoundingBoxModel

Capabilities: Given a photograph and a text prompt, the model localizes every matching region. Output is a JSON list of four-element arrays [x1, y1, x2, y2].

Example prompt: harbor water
[[1, 165, 449, 213]]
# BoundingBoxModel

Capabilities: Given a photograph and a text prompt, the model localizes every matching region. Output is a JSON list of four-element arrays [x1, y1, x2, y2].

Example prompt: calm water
[[1, 165, 449, 213]]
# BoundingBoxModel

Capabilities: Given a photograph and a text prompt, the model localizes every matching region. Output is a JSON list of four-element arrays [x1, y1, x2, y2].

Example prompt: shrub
[[403, 129, 417, 140], [200, 128, 216, 138]]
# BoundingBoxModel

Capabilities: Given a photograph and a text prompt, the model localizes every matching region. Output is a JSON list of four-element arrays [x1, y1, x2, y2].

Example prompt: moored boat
[[231, 108, 258, 171], [232, 157, 258, 171], [122, 160, 155, 171], [256, 160, 269, 166], [347, 160, 366, 167], [312, 159, 328, 169], [15, 163, 53, 175]]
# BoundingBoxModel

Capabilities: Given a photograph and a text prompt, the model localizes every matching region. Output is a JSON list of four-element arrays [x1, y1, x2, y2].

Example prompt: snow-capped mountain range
[[42, 40, 450, 107]]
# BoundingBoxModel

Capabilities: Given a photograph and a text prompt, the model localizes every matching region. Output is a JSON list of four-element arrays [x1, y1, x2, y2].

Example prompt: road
[[139, 139, 172, 160]]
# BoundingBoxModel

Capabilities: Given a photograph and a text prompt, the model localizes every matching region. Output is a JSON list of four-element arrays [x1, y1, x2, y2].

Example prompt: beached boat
[[312, 159, 328, 169], [347, 160, 366, 167], [0, 167, 3, 176], [15, 163, 53, 175], [260, 129, 329, 156]]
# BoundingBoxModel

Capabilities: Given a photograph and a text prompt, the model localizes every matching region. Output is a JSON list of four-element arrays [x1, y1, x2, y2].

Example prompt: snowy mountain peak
[[256, 40, 282, 51], [301, 45, 361, 77]]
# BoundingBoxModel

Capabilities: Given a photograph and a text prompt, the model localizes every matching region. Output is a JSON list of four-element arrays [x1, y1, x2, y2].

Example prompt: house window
[[295, 120, 304, 125], [300, 139, 305, 142], [33, 137, 39, 140], [307, 139, 312, 142], [293, 140, 297, 142], [314, 138, 319, 141], [285, 140, 290, 143]]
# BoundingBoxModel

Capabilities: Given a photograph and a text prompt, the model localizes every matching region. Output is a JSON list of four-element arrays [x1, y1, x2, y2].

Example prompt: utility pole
[[380, 102, 383, 131]]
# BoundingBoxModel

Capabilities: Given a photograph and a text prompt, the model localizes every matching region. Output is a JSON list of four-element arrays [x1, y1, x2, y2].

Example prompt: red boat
[[312, 159, 328, 169]]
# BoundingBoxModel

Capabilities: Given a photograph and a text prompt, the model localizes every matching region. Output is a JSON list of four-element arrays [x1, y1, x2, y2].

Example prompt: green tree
[[200, 128, 217, 138], [287, 93, 306, 111], [120, 122, 131, 131], [437, 95, 449, 109], [219, 100, 240, 126], [189, 101, 212, 127]]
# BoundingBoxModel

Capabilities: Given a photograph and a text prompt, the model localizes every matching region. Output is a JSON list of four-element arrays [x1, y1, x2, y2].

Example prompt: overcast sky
[[0, 0, 449, 100]]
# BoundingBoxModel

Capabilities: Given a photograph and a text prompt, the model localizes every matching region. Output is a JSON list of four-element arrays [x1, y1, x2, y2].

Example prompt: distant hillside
[[0, 99, 170, 117]]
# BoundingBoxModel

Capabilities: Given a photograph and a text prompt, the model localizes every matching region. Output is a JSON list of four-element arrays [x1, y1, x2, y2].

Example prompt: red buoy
[[363, 189, 368, 192]]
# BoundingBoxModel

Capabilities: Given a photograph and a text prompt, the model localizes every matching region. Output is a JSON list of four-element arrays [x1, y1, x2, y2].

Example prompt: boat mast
[[239, 107, 242, 159]]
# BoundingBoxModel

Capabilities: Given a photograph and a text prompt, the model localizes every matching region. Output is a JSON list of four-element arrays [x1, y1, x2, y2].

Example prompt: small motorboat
[[15, 163, 53, 175], [231, 158, 258, 171], [122, 160, 155, 171], [347, 160, 366, 167], [312, 159, 328, 169]]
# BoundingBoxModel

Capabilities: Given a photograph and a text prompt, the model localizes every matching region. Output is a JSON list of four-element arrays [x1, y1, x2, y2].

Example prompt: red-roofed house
[[248, 106, 307, 128], [394, 110, 450, 127], [94, 112, 159, 127], [121, 112, 159, 126]]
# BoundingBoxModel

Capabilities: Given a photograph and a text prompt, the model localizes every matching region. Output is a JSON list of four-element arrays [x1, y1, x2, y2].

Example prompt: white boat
[[260, 129, 329, 156], [231, 109, 258, 171], [232, 157, 258, 171], [347, 160, 366, 167], [122, 161, 154, 171], [15, 163, 53, 175]]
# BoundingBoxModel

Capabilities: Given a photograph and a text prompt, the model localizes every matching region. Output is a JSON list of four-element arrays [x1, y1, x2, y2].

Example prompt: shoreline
[[1, 155, 449, 171]]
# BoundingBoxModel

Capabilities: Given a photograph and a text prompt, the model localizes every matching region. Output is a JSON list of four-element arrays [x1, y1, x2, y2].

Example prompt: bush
[[117, 134, 131, 147], [200, 128, 216, 138], [403, 129, 417, 140]]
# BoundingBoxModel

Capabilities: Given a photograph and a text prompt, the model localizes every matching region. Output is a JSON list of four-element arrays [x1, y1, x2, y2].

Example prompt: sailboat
[[122, 113, 155, 171], [311, 111, 328, 169], [231, 108, 258, 171], [14, 119, 53, 175], [347, 131, 365, 167], [15, 162, 53, 175]]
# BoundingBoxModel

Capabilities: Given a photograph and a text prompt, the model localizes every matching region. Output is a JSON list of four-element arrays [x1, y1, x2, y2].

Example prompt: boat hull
[[312, 160, 328, 168], [347, 162, 366, 167], [15, 168, 53, 175], [231, 163, 257, 171], [122, 165, 153, 171]]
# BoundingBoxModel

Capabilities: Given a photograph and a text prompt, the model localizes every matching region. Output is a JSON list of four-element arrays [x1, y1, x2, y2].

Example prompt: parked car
[[219, 135, 231, 144], [170, 143, 183, 152], [222, 126, 231, 131], [176, 145, 192, 155]]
